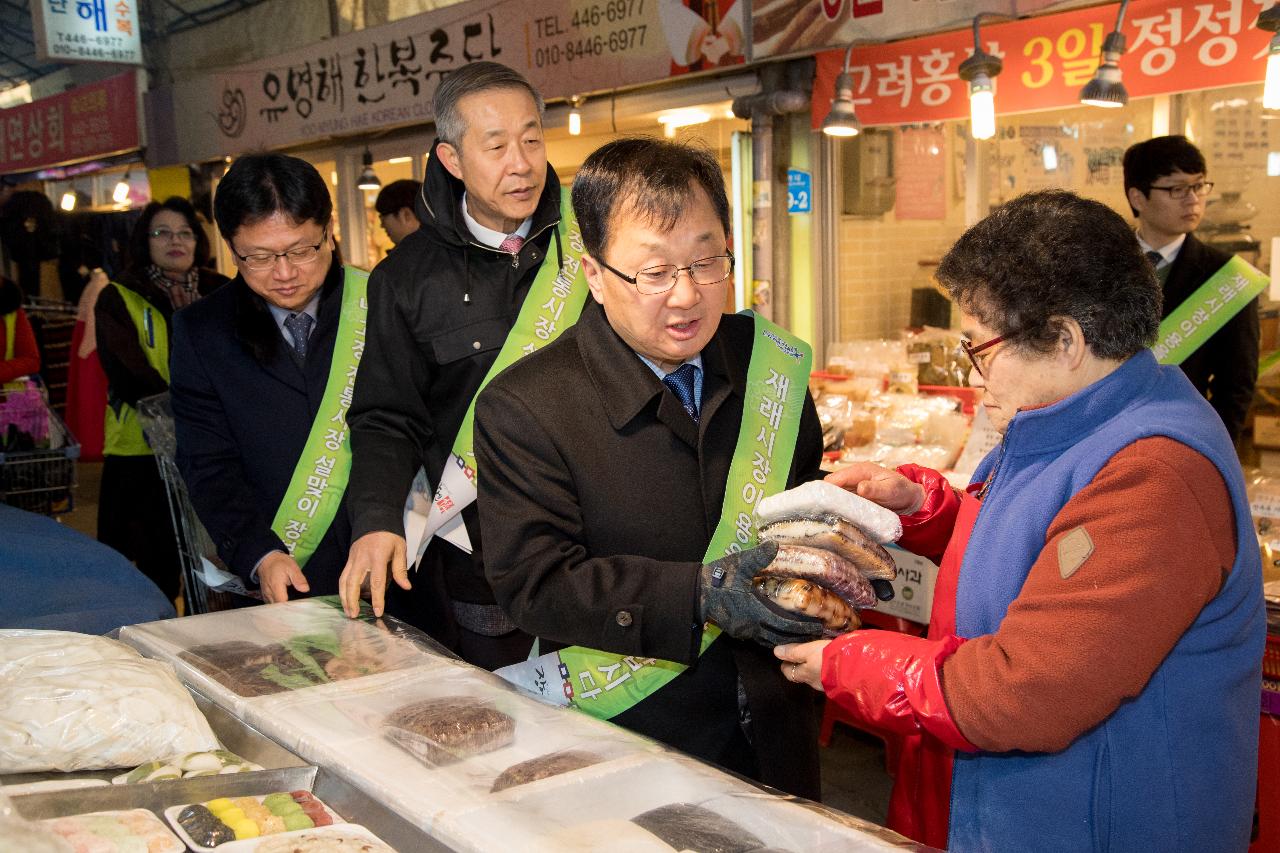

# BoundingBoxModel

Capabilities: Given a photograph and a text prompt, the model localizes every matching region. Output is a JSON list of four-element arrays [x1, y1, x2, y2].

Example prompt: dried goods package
[[120, 597, 455, 711], [0, 631, 217, 773]]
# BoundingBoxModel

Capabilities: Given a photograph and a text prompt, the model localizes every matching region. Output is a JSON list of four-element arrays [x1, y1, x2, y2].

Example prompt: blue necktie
[[284, 312, 314, 360], [663, 363, 699, 422], [1145, 250, 1163, 269]]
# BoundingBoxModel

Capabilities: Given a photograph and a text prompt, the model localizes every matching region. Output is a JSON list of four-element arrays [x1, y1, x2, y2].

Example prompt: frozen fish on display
[[489, 749, 605, 792], [630, 803, 771, 853]]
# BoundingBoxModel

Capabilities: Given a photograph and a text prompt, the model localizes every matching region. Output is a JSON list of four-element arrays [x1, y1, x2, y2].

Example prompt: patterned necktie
[[663, 363, 699, 422], [499, 234, 525, 254], [283, 312, 314, 360], [1145, 249, 1164, 269]]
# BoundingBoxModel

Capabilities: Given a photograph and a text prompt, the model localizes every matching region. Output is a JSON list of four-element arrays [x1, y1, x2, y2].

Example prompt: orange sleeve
[[0, 309, 41, 382], [940, 436, 1235, 753]]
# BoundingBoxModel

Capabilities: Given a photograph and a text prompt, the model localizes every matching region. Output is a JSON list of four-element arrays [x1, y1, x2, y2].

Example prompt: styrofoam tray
[[41, 808, 185, 853], [164, 792, 344, 851], [213, 823, 394, 852]]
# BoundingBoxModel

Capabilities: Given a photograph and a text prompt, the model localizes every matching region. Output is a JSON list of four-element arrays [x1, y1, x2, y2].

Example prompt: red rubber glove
[[821, 630, 979, 752], [894, 464, 962, 566]]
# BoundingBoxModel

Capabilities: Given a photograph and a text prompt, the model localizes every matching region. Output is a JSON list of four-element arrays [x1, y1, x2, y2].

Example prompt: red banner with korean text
[[0, 71, 138, 175], [812, 0, 1274, 129]]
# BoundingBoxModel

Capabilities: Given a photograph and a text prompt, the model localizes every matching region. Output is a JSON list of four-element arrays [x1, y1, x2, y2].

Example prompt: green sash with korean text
[[1153, 255, 1268, 366], [403, 186, 588, 562], [270, 266, 369, 567], [494, 313, 812, 720]]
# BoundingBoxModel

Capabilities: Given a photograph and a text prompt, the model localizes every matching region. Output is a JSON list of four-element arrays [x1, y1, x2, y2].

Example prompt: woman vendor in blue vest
[[776, 189, 1263, 852], [95, 197, 228, 601]]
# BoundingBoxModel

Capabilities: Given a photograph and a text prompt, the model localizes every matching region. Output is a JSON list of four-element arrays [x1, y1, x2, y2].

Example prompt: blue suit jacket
[[168, 260, 351, 594]]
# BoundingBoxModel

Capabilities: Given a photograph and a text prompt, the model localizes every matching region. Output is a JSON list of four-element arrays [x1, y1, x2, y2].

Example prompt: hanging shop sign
[[0, 71, 139, 176], [165, 0, 743, 164], [30, 0, 142, 65], [752, 0, 1061, 60], [811, 0, 1275, 129]]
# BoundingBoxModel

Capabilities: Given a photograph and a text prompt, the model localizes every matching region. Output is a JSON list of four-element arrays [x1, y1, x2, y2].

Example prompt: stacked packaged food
[[814, 332, 976, 477]]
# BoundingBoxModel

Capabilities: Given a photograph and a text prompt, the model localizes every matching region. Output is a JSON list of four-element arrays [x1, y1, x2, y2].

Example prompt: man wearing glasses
[[1123, 135, 1259, 442], [170, 153, 362, 604], [472, 138, 826, 798]]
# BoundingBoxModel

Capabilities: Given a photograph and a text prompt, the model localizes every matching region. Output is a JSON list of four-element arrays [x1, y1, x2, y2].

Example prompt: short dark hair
[[1122, 135, 1207, 216], [374, 179, 420, 216], [213, 153, 332, 241], [128, 197, 211, 272], [571, 137, 730, 259], [432, 62, 544, 148], [936, 189, 1160, 361]]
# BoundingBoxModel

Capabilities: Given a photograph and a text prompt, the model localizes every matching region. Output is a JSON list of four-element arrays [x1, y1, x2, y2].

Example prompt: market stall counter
[[3, 598, 932, 851]]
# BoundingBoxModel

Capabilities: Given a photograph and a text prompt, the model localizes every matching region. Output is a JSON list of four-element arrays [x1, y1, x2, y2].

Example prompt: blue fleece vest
[[949, 350, 1263, 853]]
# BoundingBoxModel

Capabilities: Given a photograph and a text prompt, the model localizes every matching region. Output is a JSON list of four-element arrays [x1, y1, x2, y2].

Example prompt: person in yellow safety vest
[[0, 275, 40, 384], [94, 197, 228, 601]]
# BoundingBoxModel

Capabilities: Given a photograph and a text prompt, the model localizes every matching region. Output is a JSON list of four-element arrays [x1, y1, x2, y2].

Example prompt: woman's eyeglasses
[[960, 334, 1008, 378], [149, 228, 197, 243]]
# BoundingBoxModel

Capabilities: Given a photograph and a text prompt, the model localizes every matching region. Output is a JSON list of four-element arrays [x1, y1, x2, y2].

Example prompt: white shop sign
[[31, 0, 142, 66]]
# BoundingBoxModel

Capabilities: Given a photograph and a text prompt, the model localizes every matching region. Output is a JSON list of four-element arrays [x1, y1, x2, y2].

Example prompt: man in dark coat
[[171, 154, 354, 600], [342, 62, 561, 669], [1124, 135, 1259, 442], [473, 138, 826, 799]]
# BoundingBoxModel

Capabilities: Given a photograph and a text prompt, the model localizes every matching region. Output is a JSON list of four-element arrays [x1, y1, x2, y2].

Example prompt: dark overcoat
[[475, 300, 824, 799], [169, 259, 352, 594], [1162, 233, 1259, 442]]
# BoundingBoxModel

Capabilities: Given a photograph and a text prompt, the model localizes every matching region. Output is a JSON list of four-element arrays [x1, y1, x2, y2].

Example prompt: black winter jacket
[[347, 146, 564, 607]]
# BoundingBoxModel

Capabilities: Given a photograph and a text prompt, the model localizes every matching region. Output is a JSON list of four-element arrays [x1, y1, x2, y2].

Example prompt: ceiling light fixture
[[568, 96, 583, 136], [957, 16, 1003, 141], [821, 43, 863, 137], [1080, 0, 1131, 108], [657, 108, 712, 138], [357, 149, 381, 191], [112, 171, 131, 205]]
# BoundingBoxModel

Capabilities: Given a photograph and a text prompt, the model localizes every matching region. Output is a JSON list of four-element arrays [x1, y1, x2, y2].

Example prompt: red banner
[[0, 71, 138, 175], [812, 0, 1274, 128]]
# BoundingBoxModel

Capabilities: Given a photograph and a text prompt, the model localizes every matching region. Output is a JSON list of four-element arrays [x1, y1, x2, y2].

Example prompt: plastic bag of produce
[[0, 631, 218, 773], [0, 629, 141, 679]]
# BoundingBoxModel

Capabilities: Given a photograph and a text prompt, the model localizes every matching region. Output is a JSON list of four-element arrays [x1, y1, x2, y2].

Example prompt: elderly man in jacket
[[342, 62, 571, 670]]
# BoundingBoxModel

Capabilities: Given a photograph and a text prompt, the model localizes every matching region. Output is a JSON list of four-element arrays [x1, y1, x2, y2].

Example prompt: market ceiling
[[0, 0, 270, 95]]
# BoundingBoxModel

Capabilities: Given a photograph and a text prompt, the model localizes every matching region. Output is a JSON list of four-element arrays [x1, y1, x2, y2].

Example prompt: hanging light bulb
[[568, 96, 583, 136], [1259, 6, 1280, 110], [958, 16, 1003, 141], [822, 43, 862, 137], [357, 149, 381, 191], [1080, 0, 1131, 108], [112, 171, 131, 205]]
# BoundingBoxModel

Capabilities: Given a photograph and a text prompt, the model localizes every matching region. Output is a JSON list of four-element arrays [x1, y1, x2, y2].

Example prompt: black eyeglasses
[[231, 226, 328, 271], [597, 254, 734, 296], [1147, 181, 1214, 200], [960, 333, 1008, 378]]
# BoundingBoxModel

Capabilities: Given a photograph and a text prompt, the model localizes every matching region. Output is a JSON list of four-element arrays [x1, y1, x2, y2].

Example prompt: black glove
[[699, 541, 825, 647]]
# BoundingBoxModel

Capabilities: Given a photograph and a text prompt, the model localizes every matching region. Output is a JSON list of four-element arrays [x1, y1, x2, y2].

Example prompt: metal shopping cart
[[137, 393, 255, 615], [0, 377, 79, 515]]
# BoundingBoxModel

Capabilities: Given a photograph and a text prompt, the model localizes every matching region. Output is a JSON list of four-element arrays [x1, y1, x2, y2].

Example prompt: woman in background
[[95, 197, 227, 602]]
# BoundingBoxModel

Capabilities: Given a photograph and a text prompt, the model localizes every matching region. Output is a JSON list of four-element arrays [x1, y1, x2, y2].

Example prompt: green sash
[[495, 313, 813, 721], [1153, 255, 1268, 366], [270, 267, 369, 567], [3, 312, 14, 360], [404, 186, 589, 560]]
